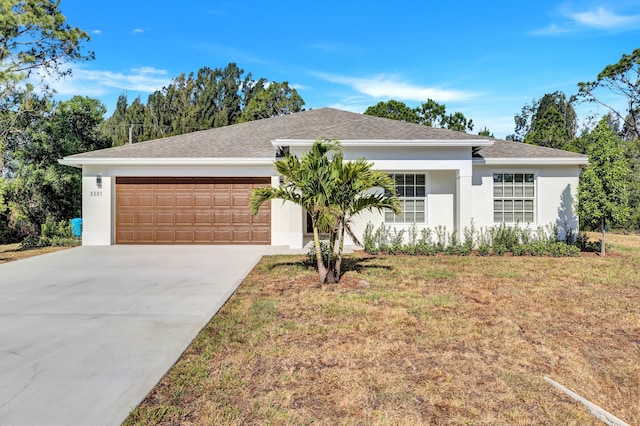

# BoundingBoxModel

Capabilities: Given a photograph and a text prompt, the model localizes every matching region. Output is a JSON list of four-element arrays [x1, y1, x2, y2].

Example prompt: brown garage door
[[115, 177, 271, 244]]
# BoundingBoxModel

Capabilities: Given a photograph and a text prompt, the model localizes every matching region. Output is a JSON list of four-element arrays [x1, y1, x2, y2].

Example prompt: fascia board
[[272, 139, 494, 147], [473, 157, 588, 166], [58, 157, 275, 167]]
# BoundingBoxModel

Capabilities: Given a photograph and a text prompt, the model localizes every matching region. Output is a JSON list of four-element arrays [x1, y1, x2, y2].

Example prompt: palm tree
[[250, 139, 400, 284], [250, 140, 341, 283], [327, 157, 399, 282]]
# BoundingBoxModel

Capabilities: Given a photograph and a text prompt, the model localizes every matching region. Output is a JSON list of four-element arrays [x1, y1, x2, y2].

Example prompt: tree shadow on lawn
[[266, 255, 393, 280]]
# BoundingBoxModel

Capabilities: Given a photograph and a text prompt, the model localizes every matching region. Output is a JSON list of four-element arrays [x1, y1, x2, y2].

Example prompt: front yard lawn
[[126, 234, 640, 425], [0, 243, 69, 265]]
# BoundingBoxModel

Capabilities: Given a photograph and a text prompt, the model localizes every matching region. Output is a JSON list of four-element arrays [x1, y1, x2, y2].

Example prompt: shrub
[[307, 240, 331, 267], [512, 244, 526, 256], [478, 242, 490, 256], [493, 244, 507, 256], [363, 222, 378, 255], [20, 235, 46, 249]]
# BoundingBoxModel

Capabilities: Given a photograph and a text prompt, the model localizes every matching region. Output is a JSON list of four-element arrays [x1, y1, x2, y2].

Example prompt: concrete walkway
[[0, 245, 271, 426]]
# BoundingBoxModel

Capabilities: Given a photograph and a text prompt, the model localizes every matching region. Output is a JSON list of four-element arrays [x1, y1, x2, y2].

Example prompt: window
[[385, 173, 427, 223], [493, 173, 535, 223]]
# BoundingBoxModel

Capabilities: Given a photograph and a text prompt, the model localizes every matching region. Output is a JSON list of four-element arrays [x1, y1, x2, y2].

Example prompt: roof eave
[[473, 157, 588, 166], [58, 157, 275, 167], [273, 139, 494, 147]]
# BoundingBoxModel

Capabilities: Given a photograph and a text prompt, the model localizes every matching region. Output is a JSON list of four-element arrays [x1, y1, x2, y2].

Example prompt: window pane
[[397, 187, 405, 197], [416, 175, 426, 185], [525, 174, 534, 183], [416, 212, 425, 222], [406, 174, 415, 185], [514, 186, 523, 197], [515, 174, 524, 183], [525, 187, 534, 197], [395, 175, 404, 185], [494, 200, 503, 211], [385, 211, 395, 222], [504, 200, 513, 210], [524, 200, 534, 211], [494, 187, 503, 197], [416, 200, 425, 211], [504, 173, 513, 183], [494, 212, 503, 222], [416, 186, 426, 197], [504, 212, 514, 223], [406, 187, 415, 197], [405, 212, 415, 223], [515, 212, 524, 222], [514, 200, 523, 211], [504, 187, 513, 197], [493, 174, 503, 183], [405, 200, 414, 211], [524, 212, 534, 222]]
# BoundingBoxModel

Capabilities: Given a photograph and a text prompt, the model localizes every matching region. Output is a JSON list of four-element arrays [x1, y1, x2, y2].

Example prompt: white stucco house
[[60, 108, 588, 248]]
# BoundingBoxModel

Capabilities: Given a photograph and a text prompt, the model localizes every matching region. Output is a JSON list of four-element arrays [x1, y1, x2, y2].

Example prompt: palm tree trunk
[[313, 225, 328, 283], [333, 221, 346, 283]]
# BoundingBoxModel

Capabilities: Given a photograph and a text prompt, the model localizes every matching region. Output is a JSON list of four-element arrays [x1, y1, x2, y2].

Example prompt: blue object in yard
[[71, 218, 83, 237]]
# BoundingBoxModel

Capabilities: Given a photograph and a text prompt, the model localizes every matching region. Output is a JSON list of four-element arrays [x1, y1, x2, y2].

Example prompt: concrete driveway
[[0, 245, 269, 426]]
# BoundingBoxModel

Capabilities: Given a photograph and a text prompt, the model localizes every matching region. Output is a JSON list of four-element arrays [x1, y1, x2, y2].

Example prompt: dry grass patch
[[126, 244, 640, 425], [0, 243, 69, 264]]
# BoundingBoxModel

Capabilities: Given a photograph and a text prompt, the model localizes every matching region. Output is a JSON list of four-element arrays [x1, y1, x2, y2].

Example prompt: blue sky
[[48, 0, 640, 138]]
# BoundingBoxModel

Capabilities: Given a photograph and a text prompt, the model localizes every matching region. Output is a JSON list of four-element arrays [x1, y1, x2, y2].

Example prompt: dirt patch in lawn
[[0, 243, 70, 265], [125, 246, 640, 425]]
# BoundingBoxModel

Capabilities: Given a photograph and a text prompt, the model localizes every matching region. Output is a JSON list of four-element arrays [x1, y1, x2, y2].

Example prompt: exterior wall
[[82, 166, 113, 245], [79, 149, 582, 248], [471, 164, 581, 236]]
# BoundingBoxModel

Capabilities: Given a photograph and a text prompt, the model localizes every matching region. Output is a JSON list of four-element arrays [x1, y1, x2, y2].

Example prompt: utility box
[[71, 218, 83, 237]]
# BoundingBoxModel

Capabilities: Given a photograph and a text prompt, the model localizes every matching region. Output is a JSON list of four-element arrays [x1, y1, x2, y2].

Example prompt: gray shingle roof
[[64, 107, 587, 161]]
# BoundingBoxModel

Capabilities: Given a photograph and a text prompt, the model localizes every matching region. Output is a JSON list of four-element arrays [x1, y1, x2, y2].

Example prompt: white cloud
[[571, 6, 640, 28], [40, 66, 173, 96], [314, 72, 477, 103], [533, 4, 640, 35], [91, 29, 102, 35], [132, 28, 145, 35], [531, 23, 572, 36]]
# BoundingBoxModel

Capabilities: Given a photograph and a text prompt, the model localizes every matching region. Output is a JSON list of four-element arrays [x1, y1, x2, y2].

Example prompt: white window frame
[[492, 171, 537, 224], [385, 172, 429, 224]]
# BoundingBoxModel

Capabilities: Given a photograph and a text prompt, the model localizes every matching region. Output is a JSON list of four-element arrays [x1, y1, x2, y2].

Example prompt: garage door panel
[[214, 211, 232, 224], [137, 212, 155, 225], [252, 212, 269, 224], [116, 177, 270, 244], [174, 229, 194, 243], [136, 229, 156, 243], [194, 195, 212, 207], [117, 212, 135, 225], [194, 212, 213, 225], [251, 229, 270, 244], [156, 195, 173, 207], [175, 212, 193, 224]]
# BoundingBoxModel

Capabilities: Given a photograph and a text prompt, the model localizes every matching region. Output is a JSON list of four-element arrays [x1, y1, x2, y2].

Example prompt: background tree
[[240, 81, 305, 122], [365, 100, 420, 123], [100, 64, 306, 143], [1, 0, 93, 172], [365, 99, 474, 132], [2, 96, 110, 238], [478, 127, 494, 137], [513, 91, 577, 149], [577, 117, 630, 255], [578, 48, 640, 139]]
